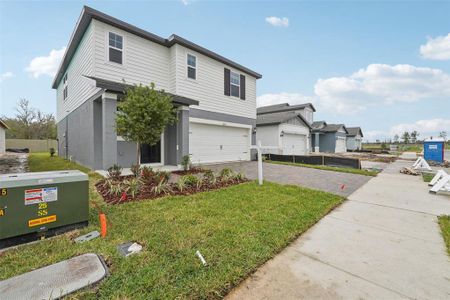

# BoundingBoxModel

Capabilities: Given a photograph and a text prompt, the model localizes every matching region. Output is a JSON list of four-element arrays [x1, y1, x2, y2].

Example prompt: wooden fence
[[6, 139, 57, 153]]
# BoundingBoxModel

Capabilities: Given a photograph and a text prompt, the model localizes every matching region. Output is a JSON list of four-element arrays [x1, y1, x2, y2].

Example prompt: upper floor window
[[230, 71, 240, 97], [63, 73, 68, 100], [187, 54, 196, 80], [108, 32, 123, 64]]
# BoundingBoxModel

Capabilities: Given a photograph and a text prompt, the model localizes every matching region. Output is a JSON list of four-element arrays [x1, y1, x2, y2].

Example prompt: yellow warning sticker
[[28, 215, 57, 227]]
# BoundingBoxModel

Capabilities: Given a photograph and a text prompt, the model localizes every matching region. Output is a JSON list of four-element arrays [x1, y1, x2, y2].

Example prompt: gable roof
[[347, 127, 363, 137], [256, 111, 311, 128], [0, 119, 9, 129], [52, 6, 262, 89], [85, 76, 199, 106], [257, 102, 316, 115], [312, 122, 348, 134]]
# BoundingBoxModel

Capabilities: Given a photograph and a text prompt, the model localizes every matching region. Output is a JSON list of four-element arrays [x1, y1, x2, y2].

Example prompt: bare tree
[[439, 131, 447, 141]]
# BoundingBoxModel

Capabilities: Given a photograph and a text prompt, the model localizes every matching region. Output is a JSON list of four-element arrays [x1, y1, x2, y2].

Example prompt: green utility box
[[0, 170, 89, 248]]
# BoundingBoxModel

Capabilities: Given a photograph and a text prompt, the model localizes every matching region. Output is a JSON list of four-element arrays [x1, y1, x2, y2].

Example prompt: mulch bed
[[172, 167, 206, 175], [96, 176, 248, 205]]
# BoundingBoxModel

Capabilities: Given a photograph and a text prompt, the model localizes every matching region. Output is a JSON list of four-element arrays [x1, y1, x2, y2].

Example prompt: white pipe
[[257, 140, 263, 185], [196, 250, 207, 266]]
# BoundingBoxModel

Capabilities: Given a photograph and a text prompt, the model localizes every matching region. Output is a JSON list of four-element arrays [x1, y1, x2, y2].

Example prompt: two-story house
[[53, 6, 261, 170], [255, 103, 314, 155]]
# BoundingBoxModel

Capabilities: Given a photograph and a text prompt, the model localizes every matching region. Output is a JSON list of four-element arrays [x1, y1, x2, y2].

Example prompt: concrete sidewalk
[[226, 160, 450, 300]]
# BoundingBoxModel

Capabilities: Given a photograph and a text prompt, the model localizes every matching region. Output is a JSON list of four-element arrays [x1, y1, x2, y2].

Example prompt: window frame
[[186, 53, 197, 80], [107, 31, 124, 65], [230, 70, 240, 98]]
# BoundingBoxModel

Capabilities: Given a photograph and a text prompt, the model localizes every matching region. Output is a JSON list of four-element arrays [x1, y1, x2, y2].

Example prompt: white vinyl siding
[[56, 21, 98, 121], [173, 44, 257, 119], [335, 136, 347, 153], [92, 19, 171, 92], [0, 127, 5, 154]]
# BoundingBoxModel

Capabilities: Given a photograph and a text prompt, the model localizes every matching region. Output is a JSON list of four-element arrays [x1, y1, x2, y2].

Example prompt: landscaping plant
[[49, 147, 55, 157], [107, 164, 122, 179], [181, 154, 191, 171], [116, 83, 178, 164], [130, 164, 141, 178]]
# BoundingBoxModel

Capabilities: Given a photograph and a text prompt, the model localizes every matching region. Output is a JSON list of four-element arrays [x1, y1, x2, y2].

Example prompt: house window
[[230, 71, 240, 97], [63, 73, 68, 100], [108, 32, 123, 64], [187, 54, 196, 79]]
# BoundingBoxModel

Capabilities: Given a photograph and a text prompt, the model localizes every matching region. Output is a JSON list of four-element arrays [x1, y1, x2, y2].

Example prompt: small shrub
[[141, 166, 155, 182], [219, 168, 234, 180], [107, 164, 122, 179], [152, 180, 173, 195], [124, 178, 142, 199], [233, 172, 246, 181], [130, 164, 141, 178], [155, 171, 171, 183], [181, 155, 191, 171], [202, 170, 217, 184], [183, 175, 199, 187], [177, 176, 188, 192], [49, 148, 55, 157]]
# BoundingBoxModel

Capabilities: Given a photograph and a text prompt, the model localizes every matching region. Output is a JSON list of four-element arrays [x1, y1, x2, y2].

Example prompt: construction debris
[[74, 231, 100, 243], [400, 167, 420, 176], [429, 170, 450, 194], [117, 242, 143, 257], [196, 250, 208, 266]]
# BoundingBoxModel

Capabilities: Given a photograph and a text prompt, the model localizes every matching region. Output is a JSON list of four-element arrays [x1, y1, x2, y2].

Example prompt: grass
[[422, 172, 435, 183], [0, 153, 343, 299], [266, 160, 379, 176], [438, 216, 450, 256]]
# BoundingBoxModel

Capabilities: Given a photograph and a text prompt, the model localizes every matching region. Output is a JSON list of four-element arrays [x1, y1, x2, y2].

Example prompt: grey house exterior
[[255, 103, 314, 155], [346, 127, 363, 151], [311, 122, 348, 153], [53, 6, 261, 170]]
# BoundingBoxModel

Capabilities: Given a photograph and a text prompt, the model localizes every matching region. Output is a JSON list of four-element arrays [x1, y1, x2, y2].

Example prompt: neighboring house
[[255, 103, 314, 155], [53, 6, 261, 170], [0, 120, 8, 154], [346, 127, 363, 151], [311, 122, 348, 153]]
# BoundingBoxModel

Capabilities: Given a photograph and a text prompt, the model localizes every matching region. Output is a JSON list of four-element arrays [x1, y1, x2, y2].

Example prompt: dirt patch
[[0, 153, 28, 174]]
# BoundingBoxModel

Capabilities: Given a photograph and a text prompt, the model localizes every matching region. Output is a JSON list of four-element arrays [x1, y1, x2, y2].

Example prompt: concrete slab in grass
[[0, 253, 107, 299]]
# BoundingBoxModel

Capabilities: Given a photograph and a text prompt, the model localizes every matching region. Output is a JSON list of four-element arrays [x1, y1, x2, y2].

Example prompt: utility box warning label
[[25, 187, 58, 205]]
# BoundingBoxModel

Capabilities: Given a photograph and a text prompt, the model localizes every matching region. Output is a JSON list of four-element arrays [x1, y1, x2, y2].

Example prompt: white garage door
[[282, 133, 307, 155], [335, 137, 346, 153], [189, 122, 250, 164]]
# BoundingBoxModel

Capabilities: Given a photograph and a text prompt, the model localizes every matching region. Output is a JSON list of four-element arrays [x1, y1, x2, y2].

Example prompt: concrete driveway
[[208, 161, 371, 197], [226, 160, 450, 300]]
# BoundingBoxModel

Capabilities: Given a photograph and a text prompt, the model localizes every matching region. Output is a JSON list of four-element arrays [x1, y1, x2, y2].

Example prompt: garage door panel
[[282, 133, 307, 155], [189, 122, 250, 164], [335, 138, 346, 153]]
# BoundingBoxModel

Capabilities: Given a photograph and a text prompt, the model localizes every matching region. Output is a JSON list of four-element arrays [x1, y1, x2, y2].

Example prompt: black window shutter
[[224, 68, 230, 96], [240, 74, 246, 100]]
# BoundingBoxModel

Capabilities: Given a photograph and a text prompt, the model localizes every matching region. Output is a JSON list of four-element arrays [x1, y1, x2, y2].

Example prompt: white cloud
[[364, 130, 389, 142], [265, 16, 289, 27], [257, 92, 315, 107], [314, 64, 450, 114], [390, 119, 450, 136], [0, 71, 13, 82], [26, 47, 66, 78], [180, 0, 194, 5], [420, 33, 450, 60]]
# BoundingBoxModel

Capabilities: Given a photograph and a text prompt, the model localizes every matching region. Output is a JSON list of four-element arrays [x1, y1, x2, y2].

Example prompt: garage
[[335, 137, 347, 153], [189, 120, 251, 164], [282, 133, 307, 155]]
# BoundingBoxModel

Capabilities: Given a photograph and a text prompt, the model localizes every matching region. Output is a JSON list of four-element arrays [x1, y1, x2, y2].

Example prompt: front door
[[140, 140, 161, 164]]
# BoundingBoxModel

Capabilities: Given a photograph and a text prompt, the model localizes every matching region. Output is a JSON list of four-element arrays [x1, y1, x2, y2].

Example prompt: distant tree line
[[2, 99, 56, 140], [392, 130, 447, 144]]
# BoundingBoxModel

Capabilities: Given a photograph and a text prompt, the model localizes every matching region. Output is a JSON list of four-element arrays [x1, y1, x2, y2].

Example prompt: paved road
[[208, 161, 372, 197], [226, 160, 450, 300]]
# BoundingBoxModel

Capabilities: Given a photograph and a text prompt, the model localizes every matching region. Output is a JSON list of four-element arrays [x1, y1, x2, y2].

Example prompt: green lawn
[[438, 216, 450, 256], [266, 160, 378, 176], [0, 153, 343, 299]]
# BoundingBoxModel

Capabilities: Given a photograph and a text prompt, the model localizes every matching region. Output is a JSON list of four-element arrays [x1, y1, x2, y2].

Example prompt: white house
[[256, 103, 314, 155], [346, 127, 363, 151], [0, 120, 8, 154], [52, 6, 261, 169]]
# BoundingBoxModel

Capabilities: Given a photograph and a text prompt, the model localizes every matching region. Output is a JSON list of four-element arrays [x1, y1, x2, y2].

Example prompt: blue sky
[[1, 0, 449, 141]]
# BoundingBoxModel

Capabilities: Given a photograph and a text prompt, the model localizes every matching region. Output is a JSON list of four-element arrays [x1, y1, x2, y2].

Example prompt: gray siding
[[0, 127, 5, 154]]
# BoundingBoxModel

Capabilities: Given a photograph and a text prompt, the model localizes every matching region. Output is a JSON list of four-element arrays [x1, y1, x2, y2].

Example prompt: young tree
[[116, 83, 178, 164], [410, 130, 419, 143], [393, 134, 399, 143], [401, 131, 410, 144], [439, 131, 447, 141]]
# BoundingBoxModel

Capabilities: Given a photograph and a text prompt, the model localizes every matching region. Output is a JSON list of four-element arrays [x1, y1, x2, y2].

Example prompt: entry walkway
[[226, 160, 450, 299]]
